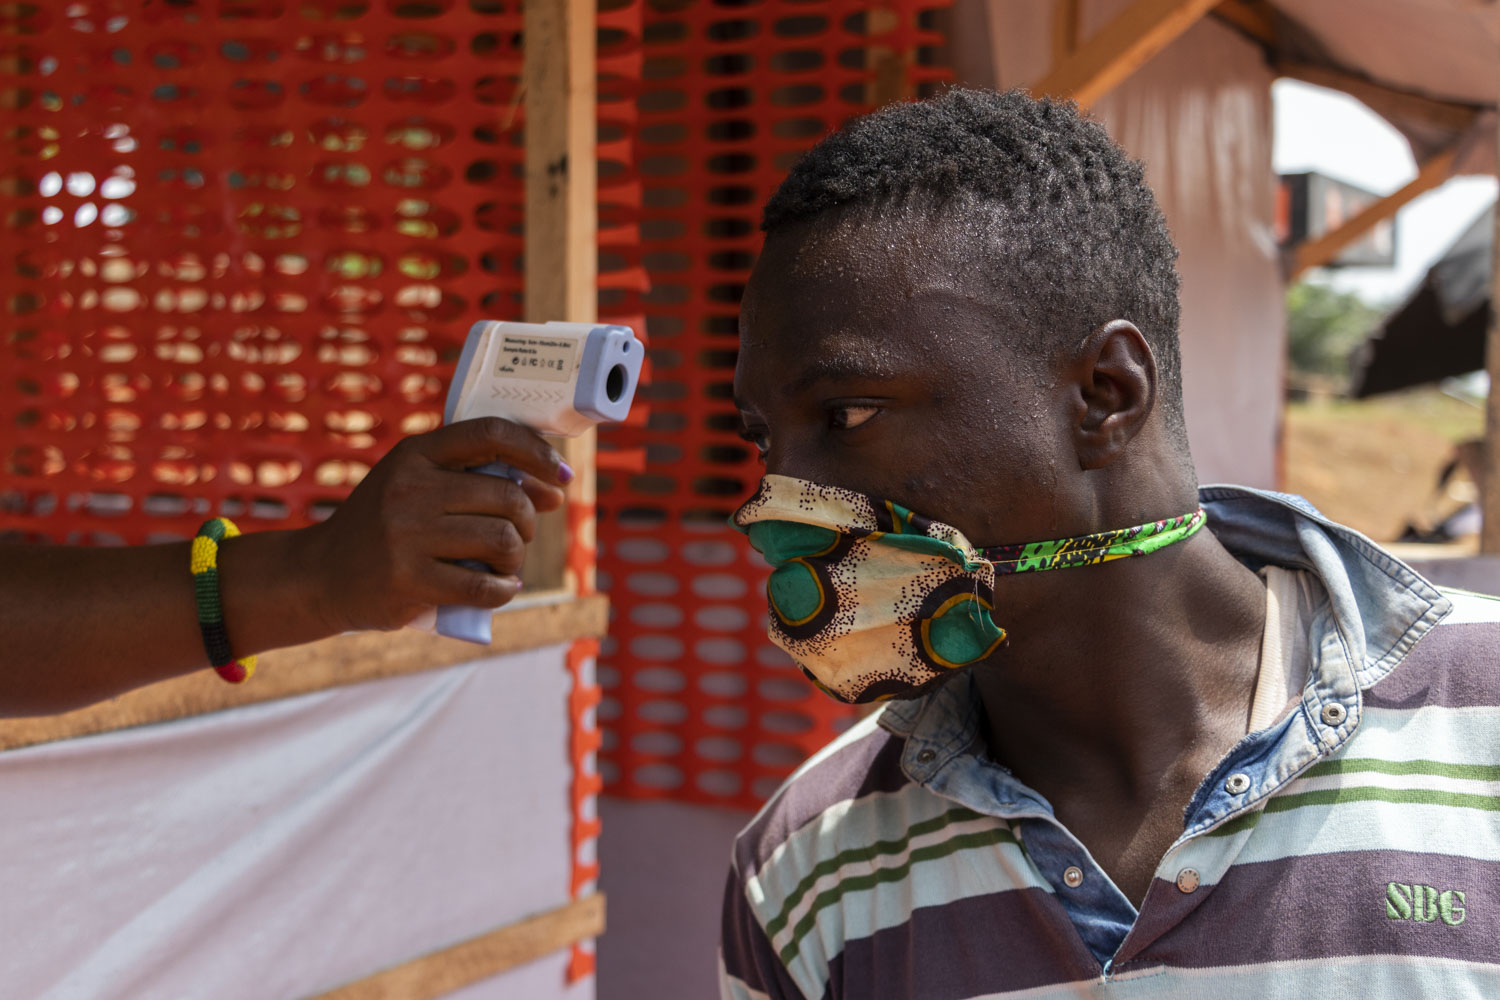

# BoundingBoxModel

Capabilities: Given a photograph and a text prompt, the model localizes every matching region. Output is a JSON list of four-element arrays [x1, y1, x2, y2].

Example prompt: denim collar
[[878, 484, 1452, 813]]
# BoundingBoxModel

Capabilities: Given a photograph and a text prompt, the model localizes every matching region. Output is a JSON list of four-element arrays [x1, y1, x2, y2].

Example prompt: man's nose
[[763, 439, 829, 485]]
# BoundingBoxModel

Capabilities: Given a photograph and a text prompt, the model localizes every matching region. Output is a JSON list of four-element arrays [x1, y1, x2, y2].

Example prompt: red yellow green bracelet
[[191, 517, 257, 684]]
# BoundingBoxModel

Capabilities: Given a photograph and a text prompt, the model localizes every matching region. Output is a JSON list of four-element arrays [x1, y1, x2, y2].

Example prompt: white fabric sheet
[[0, 644, 588, 1000]]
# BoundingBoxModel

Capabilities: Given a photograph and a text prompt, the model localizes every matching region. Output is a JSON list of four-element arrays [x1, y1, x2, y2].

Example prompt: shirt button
[[1062, 866, 1084, 888], [1224, 772, 1251, 795], [1176, 868, 1201, 894], [1321, 703, 1347, 726], [915, 748, 936, 764]]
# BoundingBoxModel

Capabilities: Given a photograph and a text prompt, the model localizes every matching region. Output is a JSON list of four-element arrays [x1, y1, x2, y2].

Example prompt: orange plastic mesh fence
[[594, 0, 951, 809], [0, 0, 645, 543], [0, 0, 952, 818]]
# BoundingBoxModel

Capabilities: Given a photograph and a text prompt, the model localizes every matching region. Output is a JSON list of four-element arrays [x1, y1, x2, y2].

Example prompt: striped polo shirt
[[720, 487, 1500, 999]]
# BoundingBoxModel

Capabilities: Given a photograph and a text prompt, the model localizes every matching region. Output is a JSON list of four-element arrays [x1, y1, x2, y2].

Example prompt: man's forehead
[[736, 280, 999, 407], [754, 209, 951, 283], [736, 203, 1015, 396], [744, 218, 983, 342], [762, 334, 900, 374]]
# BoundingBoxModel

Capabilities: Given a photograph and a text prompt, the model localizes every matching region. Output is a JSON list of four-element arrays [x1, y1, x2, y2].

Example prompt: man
[[721, 88, 1497, 998]]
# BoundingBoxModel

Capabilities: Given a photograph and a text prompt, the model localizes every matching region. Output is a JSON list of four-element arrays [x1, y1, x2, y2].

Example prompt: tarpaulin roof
[[1350, 204, 1492, 397], [1254, 0, 1499, 175]]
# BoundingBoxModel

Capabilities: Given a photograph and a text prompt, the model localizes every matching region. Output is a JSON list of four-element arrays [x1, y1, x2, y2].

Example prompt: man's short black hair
[[761, 87, 1188, 443]]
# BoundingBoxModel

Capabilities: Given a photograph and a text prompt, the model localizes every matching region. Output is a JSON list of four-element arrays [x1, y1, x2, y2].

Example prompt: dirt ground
[[1282, 387, 1485, 542]]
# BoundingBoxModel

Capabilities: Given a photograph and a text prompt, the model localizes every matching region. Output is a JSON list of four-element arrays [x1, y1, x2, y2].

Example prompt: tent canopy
[[1209, 0, 1500, 399], [1351, 204, 1493, 398], [1238, 0, 1499, 177]]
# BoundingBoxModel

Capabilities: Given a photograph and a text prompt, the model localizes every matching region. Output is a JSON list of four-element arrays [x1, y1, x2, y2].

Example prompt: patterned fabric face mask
[[732, 475, 1206, 704]]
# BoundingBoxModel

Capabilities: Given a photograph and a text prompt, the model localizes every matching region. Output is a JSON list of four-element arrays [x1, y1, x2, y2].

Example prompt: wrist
[[282, 521, 349, 639], [218, 525, 344, 655]]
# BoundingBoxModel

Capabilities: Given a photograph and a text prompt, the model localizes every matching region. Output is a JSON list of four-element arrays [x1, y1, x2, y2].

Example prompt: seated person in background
[[0, 417, 570, 716], [721, 88, 1496, 998], [1398, 437, 1482, 543]]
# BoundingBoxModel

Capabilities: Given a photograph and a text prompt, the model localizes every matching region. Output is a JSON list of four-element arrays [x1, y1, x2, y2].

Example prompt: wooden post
[[524, 0, 597, 593], [525, 0, 596, 326], [1482, 105, 1500, 554], [865, 7, 911, 107]]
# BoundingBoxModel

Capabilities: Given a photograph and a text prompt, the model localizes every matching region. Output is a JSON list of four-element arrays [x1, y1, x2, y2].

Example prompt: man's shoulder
[[1430, 585, 1500, 630], [730, 709, 914, 880], [1365, 585, 1500, 711]]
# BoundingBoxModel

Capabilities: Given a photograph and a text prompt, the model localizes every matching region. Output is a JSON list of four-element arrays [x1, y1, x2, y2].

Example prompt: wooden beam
[[0, 595, 610, 752], [1289, 147, 1458, 279], [1277, 61, 1481, 134], [311, 893, 606, 1000], [1212, 0, 1276, 46], [1030, 0, 1221, 108], [524, 0, 598, 594]]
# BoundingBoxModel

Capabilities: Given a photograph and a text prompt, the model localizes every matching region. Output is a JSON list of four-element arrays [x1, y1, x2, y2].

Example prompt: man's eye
[[739, 427, 770, 459], [830, 405, 880, 430]]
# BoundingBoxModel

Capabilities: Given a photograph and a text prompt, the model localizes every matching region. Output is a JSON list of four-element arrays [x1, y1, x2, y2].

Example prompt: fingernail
[[557, 460, 575, 485]]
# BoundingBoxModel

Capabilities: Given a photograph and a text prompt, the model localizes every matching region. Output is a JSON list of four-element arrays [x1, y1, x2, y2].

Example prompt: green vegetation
[[1286, 282, 1386, 383]]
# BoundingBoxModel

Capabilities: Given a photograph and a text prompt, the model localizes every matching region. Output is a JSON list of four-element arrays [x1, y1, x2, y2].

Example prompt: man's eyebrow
[[733, 348, 904, 413], [784, 354, 897, 396]]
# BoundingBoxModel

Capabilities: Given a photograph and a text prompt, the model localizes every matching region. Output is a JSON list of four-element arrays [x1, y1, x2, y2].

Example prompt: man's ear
[[1067, 320, 1157, 470]]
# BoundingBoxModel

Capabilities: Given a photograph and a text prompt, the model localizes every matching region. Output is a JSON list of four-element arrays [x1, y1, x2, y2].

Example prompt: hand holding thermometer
[[437, 320, 643, 644]]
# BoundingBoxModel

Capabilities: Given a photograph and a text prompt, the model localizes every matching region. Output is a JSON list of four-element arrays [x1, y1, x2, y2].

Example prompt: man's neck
[[968, 528, 1267, 900]]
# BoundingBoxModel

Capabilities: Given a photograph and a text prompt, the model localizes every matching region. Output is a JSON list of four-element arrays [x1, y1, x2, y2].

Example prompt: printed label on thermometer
[[495, 334, 577, 383]]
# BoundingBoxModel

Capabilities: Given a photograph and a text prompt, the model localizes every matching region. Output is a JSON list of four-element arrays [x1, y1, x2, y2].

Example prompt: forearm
[[0, 418, 571, 717], [0, 531, 333, 717]]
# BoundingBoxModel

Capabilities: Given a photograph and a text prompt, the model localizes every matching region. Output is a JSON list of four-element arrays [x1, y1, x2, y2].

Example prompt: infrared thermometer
[[436, 320, 643, 644]]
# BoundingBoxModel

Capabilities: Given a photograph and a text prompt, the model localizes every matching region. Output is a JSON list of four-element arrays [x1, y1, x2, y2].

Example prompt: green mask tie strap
[[981, 508, 1206, 575]]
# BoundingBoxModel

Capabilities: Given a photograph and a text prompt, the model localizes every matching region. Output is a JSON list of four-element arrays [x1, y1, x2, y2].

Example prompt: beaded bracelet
[[191, 517, 257, 684]]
